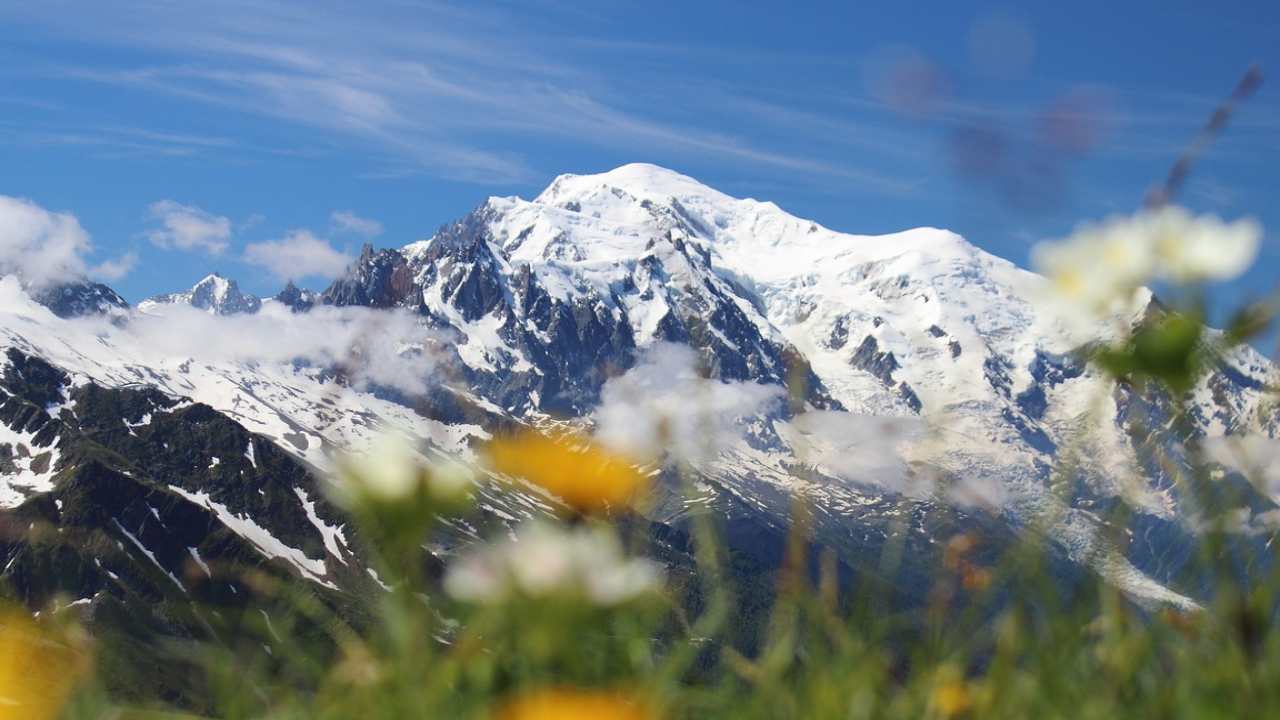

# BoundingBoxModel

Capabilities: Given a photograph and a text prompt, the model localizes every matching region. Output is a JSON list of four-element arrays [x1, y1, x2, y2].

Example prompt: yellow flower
[[0, 608, 90, 720], [494, 688, 655, 720], [486, 431, 648, 514], [930, 666, 973, 718], [931, 683, 971, 717]]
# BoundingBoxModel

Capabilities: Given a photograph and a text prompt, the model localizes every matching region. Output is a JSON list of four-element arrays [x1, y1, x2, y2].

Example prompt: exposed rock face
[[273, 280, 318, 312], [321, 244, 420, 310]]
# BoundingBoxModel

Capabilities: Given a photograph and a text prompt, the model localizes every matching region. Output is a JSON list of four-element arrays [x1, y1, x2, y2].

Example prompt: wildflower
[[486, 431, 647, 514], [334, 434, 474, 508], [1032, 207, 1261, 342], [1032, 216, 1153, 321], [1144, 206, 1260, 284], [929, 667, 973, 718], [943, 534, 977, 571], [493, 687, 655, 720], [1201, 434, 1280, 498], [0, 607, 90, 720], [443, 521, 663, 606]]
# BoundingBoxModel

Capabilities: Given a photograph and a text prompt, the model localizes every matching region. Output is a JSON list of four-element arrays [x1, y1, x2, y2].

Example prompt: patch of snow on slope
[[0, 416, 60, 507], [169, 485, 336, 589], [111, 517, 185, 592], [294, 486, 348, 563]]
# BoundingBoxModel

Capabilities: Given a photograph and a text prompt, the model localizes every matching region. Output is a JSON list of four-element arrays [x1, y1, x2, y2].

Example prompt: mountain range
[[2, 164, 1276, 696]]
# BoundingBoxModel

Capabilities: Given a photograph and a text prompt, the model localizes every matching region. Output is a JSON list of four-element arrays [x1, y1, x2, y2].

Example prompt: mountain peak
[[537, 163, 730, 208], [140, 273, 262, 315], [513, 163, 985, 284], [193, 272, 228, 290], [272, 280, 317, 313]]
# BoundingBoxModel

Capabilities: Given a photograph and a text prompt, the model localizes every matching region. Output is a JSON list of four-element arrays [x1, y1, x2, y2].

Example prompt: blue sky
[[1, 0, 1278, 344]]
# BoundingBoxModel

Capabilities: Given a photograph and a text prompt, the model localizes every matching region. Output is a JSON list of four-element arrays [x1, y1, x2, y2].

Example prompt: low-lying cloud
[[1, 276, 440, 398], [591, 343, 992, 508], [123, 302, 440, 396]]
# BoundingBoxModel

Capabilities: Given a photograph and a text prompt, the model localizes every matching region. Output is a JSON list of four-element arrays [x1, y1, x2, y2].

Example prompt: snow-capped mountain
[[313, 163, 1278, 604], [31, 279, 130, 319], [139, 272, 263, 315], [2, 163, 1277, 628], [321, 163, 1276, 509]]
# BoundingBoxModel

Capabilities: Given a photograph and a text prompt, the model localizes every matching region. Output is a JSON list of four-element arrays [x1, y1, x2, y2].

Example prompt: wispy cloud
[[0, 95, 61, 110], [2, 1, 923, 191], [330, 211, 383, 238], [8, 2, 1265, 200], [4, 120, 250, 159], [89, 251, 138, 281]]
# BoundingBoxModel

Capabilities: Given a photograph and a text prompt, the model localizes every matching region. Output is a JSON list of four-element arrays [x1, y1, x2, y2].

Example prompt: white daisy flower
[[336, 434, 474, 505], [443, 521, 663, 606], [346, 435, 421, 502], [1145, 206, 1261, 284], [1201, 434, 1280, 499], [1032, 206, 1262, 343]]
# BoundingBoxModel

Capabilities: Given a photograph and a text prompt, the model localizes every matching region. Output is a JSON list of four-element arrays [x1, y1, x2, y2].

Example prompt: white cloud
[[590, 344, 995, 509], [89, 251, 138, 281], [0, 195, 92, 290], [330, 210, 383, 238], [1, 274, 441, 399], [145, 200, 232, 254], [593, 343, 784, 463], [0, 194, 136, 290], [244, 229, 352, 280]]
